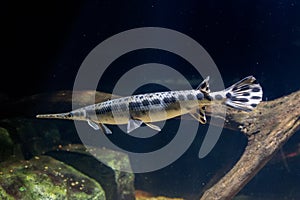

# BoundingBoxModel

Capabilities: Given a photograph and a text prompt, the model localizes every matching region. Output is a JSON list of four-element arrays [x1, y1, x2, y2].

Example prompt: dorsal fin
[[196, 76, 210, 95]]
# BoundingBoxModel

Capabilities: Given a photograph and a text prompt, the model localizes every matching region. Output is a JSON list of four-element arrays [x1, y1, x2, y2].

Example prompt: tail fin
[[224, 76, 263, 111]]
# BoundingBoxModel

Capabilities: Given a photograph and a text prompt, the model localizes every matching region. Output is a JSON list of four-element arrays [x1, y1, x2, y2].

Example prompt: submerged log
[[200, 90, 300, 200]]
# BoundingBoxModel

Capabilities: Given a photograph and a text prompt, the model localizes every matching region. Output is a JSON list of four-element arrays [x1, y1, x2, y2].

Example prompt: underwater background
[[1, 1, 300, 199]]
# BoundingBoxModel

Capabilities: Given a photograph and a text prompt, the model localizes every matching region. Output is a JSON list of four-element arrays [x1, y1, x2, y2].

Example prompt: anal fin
[[189, 107, 207, 124]]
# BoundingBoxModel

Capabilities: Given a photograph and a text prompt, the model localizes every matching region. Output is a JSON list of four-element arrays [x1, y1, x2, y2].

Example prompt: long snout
[[36, 112, 71, 120]]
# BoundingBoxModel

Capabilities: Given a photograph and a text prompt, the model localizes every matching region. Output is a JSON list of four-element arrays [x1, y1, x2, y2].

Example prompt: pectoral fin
[[145, 123, 161, 131], [88, 120, 100, 130], [189, 107, 207, 124], [127, 119, 143, 133]]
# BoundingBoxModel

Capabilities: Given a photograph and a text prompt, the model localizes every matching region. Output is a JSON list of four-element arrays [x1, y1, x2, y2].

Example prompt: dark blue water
[[1, 1, 300, 199]]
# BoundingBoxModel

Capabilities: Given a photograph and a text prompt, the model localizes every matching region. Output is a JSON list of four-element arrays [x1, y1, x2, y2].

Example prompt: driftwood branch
[[200, 90, 300, 200]]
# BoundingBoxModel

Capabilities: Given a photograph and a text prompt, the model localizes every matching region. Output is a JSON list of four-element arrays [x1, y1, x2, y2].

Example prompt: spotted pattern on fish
[[142, 100, 150, 106], [163, 96, 177, 104], [196, 93, 204, 100], [242, 92, 250, 96], [252, 87, 261, 92], [214, 94, 223, 100], [186, 94, 195, 100], [178, 94, 185, 101]]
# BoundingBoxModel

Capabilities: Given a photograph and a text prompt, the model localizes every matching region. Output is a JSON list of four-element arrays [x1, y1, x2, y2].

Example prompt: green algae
[[47, 144, 135, 200], [0, 156, 105, 200]]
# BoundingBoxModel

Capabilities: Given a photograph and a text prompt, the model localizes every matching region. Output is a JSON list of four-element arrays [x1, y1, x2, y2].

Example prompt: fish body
[[37, 76, 263, 134]]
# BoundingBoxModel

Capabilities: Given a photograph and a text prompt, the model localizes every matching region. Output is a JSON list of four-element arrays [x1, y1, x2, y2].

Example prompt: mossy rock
[[0, 118, 79, 160], [47, 144, 135, 200], [0, 156, 105, 200], [0, 127, 14, 162]]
